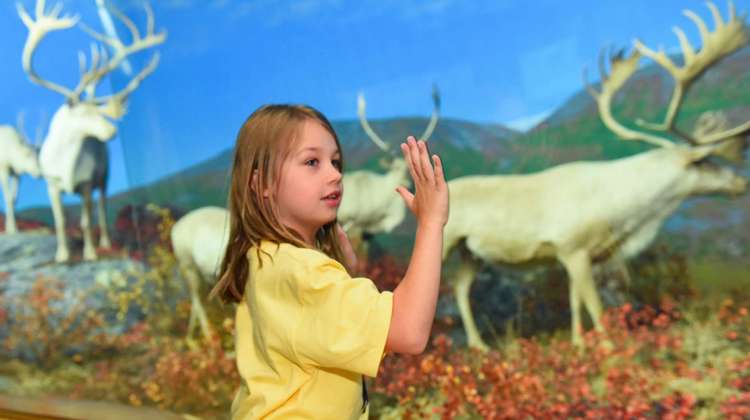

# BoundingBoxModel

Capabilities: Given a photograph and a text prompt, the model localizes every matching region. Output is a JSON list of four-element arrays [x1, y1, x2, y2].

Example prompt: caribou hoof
[[55, 249, 70, 263], [83, 247, 97, 261], [468, 339, 490, 353]]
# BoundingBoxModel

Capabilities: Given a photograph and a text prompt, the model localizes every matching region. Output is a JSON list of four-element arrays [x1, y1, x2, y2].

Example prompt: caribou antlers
[[18, 0, 165, 112], [585, 1, 750, 149], [357, 84, 441, 154]]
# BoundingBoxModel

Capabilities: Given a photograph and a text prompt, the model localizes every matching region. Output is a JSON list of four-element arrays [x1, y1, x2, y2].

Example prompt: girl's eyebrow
[[297, 146, 340, 156]]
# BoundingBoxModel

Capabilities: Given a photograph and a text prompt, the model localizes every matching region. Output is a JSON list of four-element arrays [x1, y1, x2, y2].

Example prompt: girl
[[212, 104, 448, 419]]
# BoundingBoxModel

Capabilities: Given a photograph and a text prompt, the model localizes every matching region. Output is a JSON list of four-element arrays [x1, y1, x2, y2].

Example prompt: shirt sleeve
[[291, 256, 393, 378]]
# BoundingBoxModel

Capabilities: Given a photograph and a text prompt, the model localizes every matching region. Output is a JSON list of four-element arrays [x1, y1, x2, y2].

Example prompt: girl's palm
[[395, 137, 449, 228]]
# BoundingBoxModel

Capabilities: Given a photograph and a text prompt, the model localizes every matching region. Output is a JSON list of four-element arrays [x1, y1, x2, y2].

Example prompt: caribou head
[[18, 0, 164, 153], [584, 2, 749, 200]]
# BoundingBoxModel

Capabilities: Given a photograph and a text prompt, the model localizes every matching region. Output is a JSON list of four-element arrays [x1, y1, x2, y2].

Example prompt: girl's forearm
[[391, 222, 443, 352]]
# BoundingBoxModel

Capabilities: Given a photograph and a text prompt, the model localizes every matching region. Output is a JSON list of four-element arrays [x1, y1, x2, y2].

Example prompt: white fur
[[0, 125, 41, 233], [170, 206, 230, 340], [444, 146, 747, 350]]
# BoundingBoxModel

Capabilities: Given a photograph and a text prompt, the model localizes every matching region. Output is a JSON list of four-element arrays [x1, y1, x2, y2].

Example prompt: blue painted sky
[[1, 0, 748, 209]]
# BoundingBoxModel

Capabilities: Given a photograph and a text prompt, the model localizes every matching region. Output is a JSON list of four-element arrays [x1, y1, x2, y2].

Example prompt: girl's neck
[[289, 225, 317, 248]]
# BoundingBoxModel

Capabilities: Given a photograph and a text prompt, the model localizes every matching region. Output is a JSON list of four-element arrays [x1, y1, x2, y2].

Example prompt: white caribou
[[170, 206, 230, 340], [444, 2, 749, 350], [337, 86, 440, 255], [17, 0, 165, 262], [0, 114, 41, 234]]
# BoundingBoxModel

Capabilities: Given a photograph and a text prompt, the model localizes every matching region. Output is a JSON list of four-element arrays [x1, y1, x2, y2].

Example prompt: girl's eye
[[305, 158, 318, 167], [332, 159, 341, 170]]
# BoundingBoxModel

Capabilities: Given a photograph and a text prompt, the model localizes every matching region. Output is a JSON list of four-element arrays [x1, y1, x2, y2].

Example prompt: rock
[[0, 232, 188, 364]]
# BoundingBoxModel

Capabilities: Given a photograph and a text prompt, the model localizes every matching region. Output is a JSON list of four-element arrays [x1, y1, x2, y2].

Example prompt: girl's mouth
[[322, 192, 341, 206]]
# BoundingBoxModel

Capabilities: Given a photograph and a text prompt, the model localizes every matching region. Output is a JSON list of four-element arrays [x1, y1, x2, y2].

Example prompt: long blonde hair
[[211, 104, 346, 304]]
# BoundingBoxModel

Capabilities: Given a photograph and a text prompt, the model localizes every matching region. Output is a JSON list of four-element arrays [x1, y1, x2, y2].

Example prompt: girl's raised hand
[[395, 136, 449, 229]]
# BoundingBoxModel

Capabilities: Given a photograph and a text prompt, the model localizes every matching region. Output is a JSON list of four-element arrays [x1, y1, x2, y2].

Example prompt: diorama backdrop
[[1, 0, 749, 418]]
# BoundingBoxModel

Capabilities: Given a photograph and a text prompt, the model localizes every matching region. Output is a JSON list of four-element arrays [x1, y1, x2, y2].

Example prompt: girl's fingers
[[400, 142, 419, 183], [433, 154, 445, 184], [395, 186, 415, 212], [418, 141, 435, 185], [407, 136, 423, 181]]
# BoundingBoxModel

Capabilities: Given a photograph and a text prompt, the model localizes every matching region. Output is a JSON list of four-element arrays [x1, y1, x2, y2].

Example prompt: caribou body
[[444, 1, 750, 349], [17, 0, 165, 262], [0, 123, 41, 233]]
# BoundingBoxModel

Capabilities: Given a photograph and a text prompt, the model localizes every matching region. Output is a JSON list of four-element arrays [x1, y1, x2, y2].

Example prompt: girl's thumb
[[395, 186, 414, 205]]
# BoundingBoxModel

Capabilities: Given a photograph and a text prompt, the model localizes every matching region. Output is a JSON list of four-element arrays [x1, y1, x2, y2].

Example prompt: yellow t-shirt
[[231, 240, 394, 420]]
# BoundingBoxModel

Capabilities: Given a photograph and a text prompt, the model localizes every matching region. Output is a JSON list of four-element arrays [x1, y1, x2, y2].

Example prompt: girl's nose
[[329, 163, 342, 183]]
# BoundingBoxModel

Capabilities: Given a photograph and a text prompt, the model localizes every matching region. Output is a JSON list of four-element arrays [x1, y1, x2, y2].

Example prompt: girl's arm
[[386, 136, 449, 355]]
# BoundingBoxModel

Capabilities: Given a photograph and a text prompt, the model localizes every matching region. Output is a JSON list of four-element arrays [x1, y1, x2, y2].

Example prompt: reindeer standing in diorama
[[0, 113, 42, 234], [443, 2, 749, 350], [337, 86, 440, 257], [17, 0, 165, 262], [170, 206, 230, 340]]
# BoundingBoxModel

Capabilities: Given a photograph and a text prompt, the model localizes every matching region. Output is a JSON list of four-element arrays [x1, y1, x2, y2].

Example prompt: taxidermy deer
[[443, 1, 749, 350], [17, 0, 165, 262], [170, 206, 230, 340], [0, 113, 42, 233]]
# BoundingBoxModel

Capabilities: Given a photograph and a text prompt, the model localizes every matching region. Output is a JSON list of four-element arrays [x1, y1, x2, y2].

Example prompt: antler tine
[[417, 84, 441, 141], [706, 2, 725, 31], [598, 48, 609, 83], [582, 67, 599, 99], [17, 0, 80, 101], [692, 110, 749, 162], [145, 2, 156, 39], [357, 92, 392, 154], [111, 2, 140, 42], [634, 1, 748, 136], [700, 119, 750, 144], [110, 53, 160, 101], [72, 1, 166, 101], [78, 20, 113, 46], [75, 42, 103, 100], [33, 0, 45, 20], [77, 50, 86, 77], [34, 109, 47, 147], [588, 48, 675, 148], [583, 48, 612, 100], [16, 110, 29, 143], [94, 53, 161, 119]]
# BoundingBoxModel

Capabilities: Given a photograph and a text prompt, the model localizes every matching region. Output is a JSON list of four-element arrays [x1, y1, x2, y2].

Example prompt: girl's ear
[[251, 170, 271, 198]]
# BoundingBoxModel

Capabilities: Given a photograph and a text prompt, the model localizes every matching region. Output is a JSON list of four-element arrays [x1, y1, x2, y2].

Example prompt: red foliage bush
[[112, 204, 185, 258], [372, 301, 749, 419]]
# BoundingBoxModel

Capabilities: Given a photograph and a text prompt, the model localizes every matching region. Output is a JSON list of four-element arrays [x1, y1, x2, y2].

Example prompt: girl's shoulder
[[248, 240, 345, 278]]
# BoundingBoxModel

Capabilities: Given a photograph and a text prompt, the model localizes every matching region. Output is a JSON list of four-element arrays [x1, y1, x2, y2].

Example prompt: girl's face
[[274, 119, 342, 245]]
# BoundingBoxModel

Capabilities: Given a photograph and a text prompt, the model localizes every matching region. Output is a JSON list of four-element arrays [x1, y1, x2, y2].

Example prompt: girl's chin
[[319, 217, 338, 228]]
